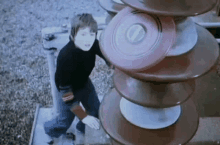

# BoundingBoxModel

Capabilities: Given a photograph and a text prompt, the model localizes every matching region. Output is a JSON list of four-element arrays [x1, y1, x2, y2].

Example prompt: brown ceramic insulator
[[122, 25, 219, 82], [98, 0, 126, 14], [114, 69, 195, 108], [101, 7, 176, 72], [121, 0, 217, 16], [99, 89, 199, 145], [167, 17, 198, 57]]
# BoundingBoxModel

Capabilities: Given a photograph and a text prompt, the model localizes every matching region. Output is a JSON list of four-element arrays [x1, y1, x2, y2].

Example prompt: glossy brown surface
[[99, 89, 199, 145], [98, 0, 126, 14], [121, 0, 217, 16], [122, 25, 219, 82], [114, 69, 195, 108], [101, 7, 176, 72]]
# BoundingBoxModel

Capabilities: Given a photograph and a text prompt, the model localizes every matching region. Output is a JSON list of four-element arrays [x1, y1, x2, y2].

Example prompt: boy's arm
[[94, 39, 112, 67], [56, 55, 88, 120], [60, 85, 88, 120], [70, 103, 88, 120]]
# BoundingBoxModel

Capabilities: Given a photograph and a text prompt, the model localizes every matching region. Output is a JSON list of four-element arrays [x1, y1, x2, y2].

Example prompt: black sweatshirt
[[55, 38, 109, 92]]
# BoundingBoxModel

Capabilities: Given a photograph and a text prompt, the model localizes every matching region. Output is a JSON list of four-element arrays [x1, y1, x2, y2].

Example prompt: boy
[[44, 13, 111, 144]]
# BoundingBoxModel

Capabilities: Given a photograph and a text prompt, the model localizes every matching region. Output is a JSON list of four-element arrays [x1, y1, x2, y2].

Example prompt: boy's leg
[[44, 89, 76, 139], [75, 78, 100, 133], [80, 78, 100, 117]]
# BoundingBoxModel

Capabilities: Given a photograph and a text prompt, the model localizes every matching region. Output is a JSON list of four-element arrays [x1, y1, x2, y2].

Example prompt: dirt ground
[[0, 0, 114, 144]]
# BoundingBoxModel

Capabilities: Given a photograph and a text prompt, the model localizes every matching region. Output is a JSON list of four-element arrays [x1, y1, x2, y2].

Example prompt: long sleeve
[[55, 48, 89, 120], [94, 39, 111, 67], [56, 56, 88, 120], [55, 50, 77, 91]]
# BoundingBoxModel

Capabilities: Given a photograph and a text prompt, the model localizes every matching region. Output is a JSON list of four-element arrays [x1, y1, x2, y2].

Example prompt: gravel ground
[[0, 0, 114, 144]]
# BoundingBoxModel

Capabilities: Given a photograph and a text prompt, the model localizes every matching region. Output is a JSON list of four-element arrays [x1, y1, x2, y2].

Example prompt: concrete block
[[85, 124, 112, 144]]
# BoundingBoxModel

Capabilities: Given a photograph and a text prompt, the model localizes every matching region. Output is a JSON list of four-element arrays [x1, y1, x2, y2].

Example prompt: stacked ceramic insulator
[[98, 0, 126, 24], [98, 0, 219, 144]]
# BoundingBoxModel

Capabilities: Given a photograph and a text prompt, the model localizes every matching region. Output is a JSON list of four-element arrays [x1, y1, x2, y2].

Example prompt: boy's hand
[[82, 115, 100, 130]]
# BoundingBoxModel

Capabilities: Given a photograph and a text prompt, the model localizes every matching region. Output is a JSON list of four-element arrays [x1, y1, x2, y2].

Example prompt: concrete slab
[[32, 107, 65, 145], [191, 69, 220, 117], [188, 117, 220, 145], [32, 107, 83, 145], [85, 125, 112, 144], [67, 116, 85, 145]]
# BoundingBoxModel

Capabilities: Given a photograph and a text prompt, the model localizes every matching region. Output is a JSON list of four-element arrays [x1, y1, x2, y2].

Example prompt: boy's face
[[74, 27, 96, 51]]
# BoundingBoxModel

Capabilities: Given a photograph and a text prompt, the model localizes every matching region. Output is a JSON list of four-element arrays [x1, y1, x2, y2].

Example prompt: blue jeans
[[44, 78, 100, 138]]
